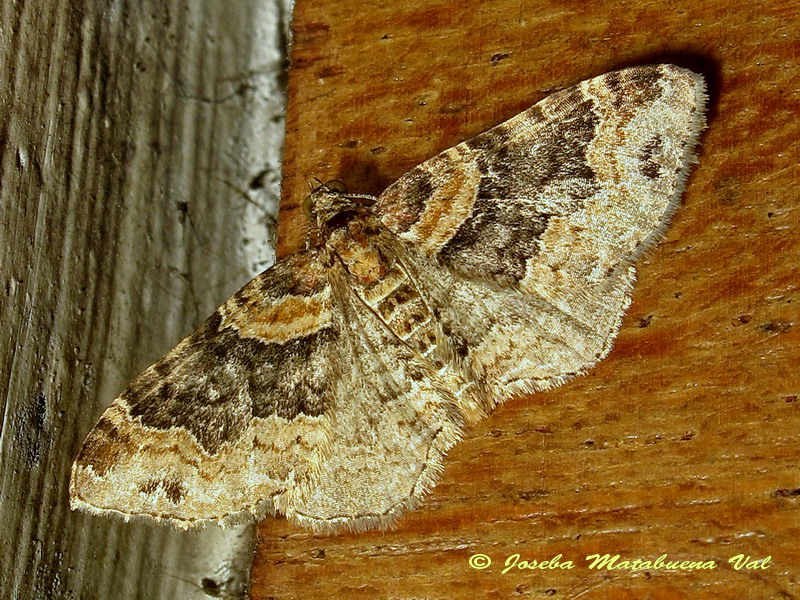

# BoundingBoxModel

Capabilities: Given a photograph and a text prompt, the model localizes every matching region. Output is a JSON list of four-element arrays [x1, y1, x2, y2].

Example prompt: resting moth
[[71, 64, 707, 532]]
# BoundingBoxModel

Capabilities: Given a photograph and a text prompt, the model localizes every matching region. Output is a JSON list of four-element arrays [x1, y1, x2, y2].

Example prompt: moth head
[[304, 180, 377, 240]]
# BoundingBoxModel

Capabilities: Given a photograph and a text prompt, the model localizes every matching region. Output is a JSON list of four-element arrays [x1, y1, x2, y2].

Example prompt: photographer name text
[[467, 553, 771, 574]]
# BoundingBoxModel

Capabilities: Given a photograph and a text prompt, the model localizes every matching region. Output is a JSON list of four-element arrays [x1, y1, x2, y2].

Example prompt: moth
[[71, 64, 707, 532]]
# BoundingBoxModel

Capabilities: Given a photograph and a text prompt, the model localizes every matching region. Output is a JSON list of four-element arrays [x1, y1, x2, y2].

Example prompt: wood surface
[[252, 0, 800, 598], [0, 1, 289, 598]]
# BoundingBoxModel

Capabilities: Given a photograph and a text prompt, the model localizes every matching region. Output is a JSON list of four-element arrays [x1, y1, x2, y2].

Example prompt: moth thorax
[[327, 227, 385, 285]]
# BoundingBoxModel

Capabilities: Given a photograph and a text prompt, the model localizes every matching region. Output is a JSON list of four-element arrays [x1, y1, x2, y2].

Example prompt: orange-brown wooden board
[[252, 0, 800, 598]]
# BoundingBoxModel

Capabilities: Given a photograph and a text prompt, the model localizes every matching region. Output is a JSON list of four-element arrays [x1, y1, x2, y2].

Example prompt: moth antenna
[[308, 177, 326, 192]]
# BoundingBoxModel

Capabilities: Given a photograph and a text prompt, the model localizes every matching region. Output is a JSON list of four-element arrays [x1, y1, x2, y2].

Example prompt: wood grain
[[253, 0, 800, 598], [0, 1, 288, 598]]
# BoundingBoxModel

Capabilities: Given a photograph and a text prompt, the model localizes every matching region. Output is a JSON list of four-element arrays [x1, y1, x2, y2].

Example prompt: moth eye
[[325, 179, 348, 193], [302, 194, 313, 218]]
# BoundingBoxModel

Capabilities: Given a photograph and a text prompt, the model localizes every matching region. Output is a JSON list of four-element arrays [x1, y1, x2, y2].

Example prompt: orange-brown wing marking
[[70, 250, 338, 528]]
